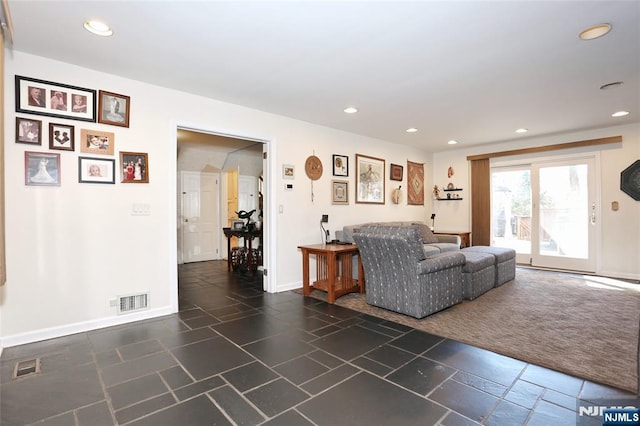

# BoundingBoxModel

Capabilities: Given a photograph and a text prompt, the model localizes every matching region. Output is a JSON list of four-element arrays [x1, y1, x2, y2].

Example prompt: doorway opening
[[172, 125, 273, 312]]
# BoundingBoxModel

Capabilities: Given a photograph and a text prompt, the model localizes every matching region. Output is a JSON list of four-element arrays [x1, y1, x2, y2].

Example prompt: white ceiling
[[5, 1, 640, 152]]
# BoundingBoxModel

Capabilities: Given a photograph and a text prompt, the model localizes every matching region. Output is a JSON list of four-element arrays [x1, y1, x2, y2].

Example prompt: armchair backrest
[[358, 224, 426, 262]]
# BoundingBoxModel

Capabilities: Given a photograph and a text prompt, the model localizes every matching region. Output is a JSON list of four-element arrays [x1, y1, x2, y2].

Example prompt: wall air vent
[[117, 292, 149, 314]]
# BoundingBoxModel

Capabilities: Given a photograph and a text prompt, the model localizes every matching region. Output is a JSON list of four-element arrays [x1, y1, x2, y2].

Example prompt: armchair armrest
[[417, 252, 465, 274], [434, 234, 461, 246]]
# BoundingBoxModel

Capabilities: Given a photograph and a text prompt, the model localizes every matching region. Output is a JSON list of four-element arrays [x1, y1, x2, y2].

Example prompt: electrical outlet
[[321, 214, 328, 223]]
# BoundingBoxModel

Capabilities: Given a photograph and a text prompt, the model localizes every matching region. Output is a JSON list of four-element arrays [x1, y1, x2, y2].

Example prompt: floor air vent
[[13, 358, 41, 379], [117, 292, 149, 314]]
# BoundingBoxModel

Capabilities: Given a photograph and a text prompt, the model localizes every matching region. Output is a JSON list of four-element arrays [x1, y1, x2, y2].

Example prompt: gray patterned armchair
[[353, 225, 465, 319]]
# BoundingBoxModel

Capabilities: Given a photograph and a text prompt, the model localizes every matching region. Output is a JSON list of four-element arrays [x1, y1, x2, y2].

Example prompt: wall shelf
[[437, 198, 463, 201], [443, 188, 463, 192]]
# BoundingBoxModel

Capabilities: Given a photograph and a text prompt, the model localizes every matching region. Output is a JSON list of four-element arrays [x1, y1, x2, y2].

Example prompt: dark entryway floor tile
[[245, 378, 309, 417], [520, 364, 584, 397], [76, 401, 114, 426], [117, 339, 164, 361], [222, 361, 279, 393], [453, 371, 508, 398], [311, 325, 392, 361], [579, 380, 640, 403], [300, 364, 359, 395], [389, 329, 444, 354], [364, 343, 415, 369], [170, 336, 253, 380], [429, 379, 499, 423], [274, 355, 329, 384], [261, 409, 315, 425], [351, 356, 393, 376], [425, 339, 526, 387], [107, 372, 168, 410], [114, 393, 176, 425], [298, 371, 447, 426], [209, 385, 266, 425], [212, 314, 291, 345], [158, 325, 219, 349], [127, 394, 231, 426], [100, 351, 177, 387], [159, 365, 194, 389], [484, 400, 530, 426], [306, 349, 343, 369], [504, 379, 544, 409], [0, 362, 105, 425], [440, 411, 481, 426], [243, 333, 314, 366], [387, 356, 455, 395], [174, 375, 225, 401], [526, 400, 578, 426]]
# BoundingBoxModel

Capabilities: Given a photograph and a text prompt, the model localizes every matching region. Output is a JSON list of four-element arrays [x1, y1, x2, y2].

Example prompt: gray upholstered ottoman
[[459, 251, 496, 300], [462, 246, 516, 287]]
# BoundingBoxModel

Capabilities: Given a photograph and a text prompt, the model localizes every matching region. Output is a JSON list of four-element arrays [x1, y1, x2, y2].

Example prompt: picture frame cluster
[[14, 75, 146, 187]]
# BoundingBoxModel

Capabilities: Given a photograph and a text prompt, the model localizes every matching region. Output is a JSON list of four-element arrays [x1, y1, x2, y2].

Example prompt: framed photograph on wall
[[80, 129, 114, 155], [48, 123, 75, 151], [332, 154, 348, 177], [283, 164, 295, 179], [98, 90, 130, 127], [120, 151, 148, 183], [355, 153, 385, 204], [390, 163, 403, 181], [15, 75, 96, 122], [16, 117, 42, 145], [331, 180, 349, 205], [78, 157, 115, 184], [25, 151, 61, 186]]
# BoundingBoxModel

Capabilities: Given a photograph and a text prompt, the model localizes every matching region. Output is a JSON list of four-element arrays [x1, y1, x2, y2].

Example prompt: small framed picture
[[48, 123, 75, 151], [25, 151, 61, 186], [120, 151, 148, 183], [15, 75, 96, 122], [16, 117, 42, 145], [98, 90, 130, 127], [80, 129, 114, 155], [332, 154, 349, 177], [231, 220, 245, 230], [78, 156, 115, 184], [390, 163, 403, 181], [283, 164, 295, 179], [332, 180, 349, 205]]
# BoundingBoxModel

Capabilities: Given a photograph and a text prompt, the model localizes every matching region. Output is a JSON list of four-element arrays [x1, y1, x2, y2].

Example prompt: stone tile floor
[[0, 260, 637, 425]]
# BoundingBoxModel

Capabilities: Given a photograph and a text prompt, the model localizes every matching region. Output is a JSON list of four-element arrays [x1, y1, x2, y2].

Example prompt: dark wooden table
[[223, 227, 262, 272], [298, 243, 364, 304]]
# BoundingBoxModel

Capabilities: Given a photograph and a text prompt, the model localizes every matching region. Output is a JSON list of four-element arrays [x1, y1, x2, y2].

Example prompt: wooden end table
[[298, 243, 364, 304]]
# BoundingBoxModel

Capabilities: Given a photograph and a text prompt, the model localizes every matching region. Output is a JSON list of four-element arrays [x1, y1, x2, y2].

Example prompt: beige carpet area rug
[[301, 268, 640, 393]]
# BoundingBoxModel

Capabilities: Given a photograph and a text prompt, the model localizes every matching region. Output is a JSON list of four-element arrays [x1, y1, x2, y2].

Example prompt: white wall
[[433, 123, 640, 280], [0, 51, 431, 346]]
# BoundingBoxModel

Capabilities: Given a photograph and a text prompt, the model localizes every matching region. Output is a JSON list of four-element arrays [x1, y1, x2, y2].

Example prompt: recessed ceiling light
[[600, 81, 623, 90], [84, 20, 113, 37], [447, 140, 458, 145], [343, 107, 358, 114], [406, 128, 418, 133], [579, 23, 611, 40], [516, 128, 528, 133], [612, 111, 629, 117]]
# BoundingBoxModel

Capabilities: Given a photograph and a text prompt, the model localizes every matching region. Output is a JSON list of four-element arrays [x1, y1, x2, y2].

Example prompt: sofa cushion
[[360, 224, 426, 262], [412, 222, 439, 244]]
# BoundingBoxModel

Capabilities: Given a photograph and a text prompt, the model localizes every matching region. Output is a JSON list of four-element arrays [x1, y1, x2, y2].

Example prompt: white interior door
[[181, 171, 220, 263], [238, 175, 258, 221]]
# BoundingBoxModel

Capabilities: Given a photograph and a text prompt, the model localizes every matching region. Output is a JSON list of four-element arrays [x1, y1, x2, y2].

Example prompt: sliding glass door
[[491, 156, 597, 272]]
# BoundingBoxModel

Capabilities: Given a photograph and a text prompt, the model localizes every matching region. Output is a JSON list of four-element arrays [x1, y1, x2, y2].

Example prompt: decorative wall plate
[[620, 159, 640, 201], [305, 155, 323, 180]]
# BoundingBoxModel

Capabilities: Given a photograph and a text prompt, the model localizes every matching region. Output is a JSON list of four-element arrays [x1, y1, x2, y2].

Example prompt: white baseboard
[[0, 306, 173, 349], [276, 281, 303, 293]]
